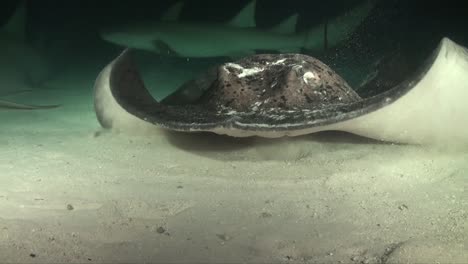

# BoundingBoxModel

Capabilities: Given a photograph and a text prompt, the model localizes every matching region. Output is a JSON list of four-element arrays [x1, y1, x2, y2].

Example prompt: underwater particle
[[216, 233, 231, 242], [379, 242, 405, 263], [156, 226, 166, 234], [398, 204, 408, 211], [29, 253, 36, 258], [177, 185, 183, 189], [261, 212, 273, 218], [66, 204, 74, 210]]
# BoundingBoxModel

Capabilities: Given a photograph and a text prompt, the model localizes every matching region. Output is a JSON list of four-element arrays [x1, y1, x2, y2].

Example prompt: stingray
[[93, 37, 468, 145]]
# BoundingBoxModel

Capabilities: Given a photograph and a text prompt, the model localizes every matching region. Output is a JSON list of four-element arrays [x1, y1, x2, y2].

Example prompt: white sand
[[0, 63, 466, 264]]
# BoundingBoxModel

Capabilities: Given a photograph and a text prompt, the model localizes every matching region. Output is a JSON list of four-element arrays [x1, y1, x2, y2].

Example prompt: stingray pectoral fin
[[332, 37, 468, 146], [94, 49, 155, 131], [0, 100, 60, 110], [94, 49, 230, 133], [160, 67, 218, 105], [93, 49, 187, 132]]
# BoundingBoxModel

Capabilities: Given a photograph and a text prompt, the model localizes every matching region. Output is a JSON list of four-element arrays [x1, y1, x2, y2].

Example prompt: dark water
[[1, 0, 468, 96]]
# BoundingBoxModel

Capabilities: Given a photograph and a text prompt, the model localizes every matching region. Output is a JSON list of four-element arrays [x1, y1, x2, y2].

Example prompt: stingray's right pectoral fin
[[333, 37, 468, 146]]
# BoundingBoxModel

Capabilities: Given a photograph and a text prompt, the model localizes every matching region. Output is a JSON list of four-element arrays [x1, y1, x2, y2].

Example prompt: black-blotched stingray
[[93, 37, 468, 146]]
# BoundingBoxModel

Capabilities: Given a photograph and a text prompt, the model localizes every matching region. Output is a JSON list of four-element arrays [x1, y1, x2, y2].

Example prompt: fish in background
[[99, 0, 375, 58], [0, 1, 59, 109]]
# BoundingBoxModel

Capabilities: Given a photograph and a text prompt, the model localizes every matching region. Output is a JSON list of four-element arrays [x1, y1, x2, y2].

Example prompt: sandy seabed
[[0, 67, 466, 264]]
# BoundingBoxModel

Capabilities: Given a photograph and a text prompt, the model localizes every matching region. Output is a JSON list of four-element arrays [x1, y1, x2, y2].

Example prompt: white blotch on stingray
[[265, 58, 287, 66], [272, 58, 287, 65], [303, 71, 318, 85], [224, 63, 265, 78]]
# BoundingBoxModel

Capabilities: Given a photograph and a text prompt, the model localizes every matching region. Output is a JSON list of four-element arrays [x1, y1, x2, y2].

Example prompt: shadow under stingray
[[163, 130, 395, 162]]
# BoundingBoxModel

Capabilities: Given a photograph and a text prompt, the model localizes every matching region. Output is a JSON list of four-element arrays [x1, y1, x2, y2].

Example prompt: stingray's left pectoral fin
[[93, 49, 165, 132]]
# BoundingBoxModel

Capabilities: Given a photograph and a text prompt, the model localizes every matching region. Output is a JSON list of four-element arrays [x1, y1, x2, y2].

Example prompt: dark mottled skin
[[198, 54, 361, 112], [105, 47, 435, 132]]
